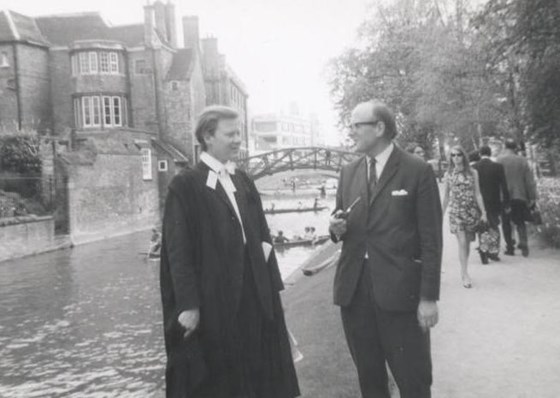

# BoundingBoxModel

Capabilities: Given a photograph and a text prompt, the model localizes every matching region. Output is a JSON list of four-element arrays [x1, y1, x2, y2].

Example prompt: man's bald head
[[351, 101, 397, 141]]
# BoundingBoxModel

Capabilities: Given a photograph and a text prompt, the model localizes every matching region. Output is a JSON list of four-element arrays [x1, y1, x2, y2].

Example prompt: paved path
[[283, 229, 560, 397]]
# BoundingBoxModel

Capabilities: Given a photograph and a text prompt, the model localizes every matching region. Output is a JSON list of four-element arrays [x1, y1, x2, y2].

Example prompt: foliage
[[534, 178, 560, 249], [328, 0, 509, 155], [329, 0, 560, 160], [0, 134, 41, 174]]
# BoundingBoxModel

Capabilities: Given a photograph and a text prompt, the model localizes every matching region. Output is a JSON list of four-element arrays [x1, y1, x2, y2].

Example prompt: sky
[[0, 0, 371, 144]]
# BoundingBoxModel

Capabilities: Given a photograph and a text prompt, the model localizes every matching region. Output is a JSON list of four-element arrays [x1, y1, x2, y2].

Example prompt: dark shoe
[[505, 248, 515, 256], [488, 254, 501, 262], [479, 250, 489, 265], [521, 246, 529, 257]]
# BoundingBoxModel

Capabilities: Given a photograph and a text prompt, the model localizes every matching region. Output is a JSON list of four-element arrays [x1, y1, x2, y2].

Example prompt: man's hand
[[329, 210, 348, 237], [417, 300, 438, 332], [178, 309, 200, 339]]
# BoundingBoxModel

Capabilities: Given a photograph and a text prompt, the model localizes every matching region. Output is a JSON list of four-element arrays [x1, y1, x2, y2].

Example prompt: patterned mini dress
[[447, 170, 480, 236]]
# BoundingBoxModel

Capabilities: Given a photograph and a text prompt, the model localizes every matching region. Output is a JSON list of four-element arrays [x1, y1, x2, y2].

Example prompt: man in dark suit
[[497, 139, 537, 257], [160, 106, 299, 398], [473, 146, 510, 263], [329, 101, 442, 398]]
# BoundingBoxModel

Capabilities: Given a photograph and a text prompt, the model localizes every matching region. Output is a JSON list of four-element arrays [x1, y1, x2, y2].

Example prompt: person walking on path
[[329, 100, 442, 398], [442, 145, 487, 288], [160, 106, 300, 398], [472, 146, 510, 264], [497, 139, 537, 257]]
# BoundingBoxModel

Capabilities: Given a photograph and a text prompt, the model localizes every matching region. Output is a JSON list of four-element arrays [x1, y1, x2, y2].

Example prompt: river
[[0, 195, 335, 397]]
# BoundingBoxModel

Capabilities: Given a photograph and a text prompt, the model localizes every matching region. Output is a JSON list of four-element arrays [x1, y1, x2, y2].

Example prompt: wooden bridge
[[237, 147, 359, 180]]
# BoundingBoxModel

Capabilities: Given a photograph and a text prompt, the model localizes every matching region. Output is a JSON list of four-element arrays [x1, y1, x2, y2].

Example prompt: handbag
[[529, 205, 543, 225], [473, 219, 489, 234]]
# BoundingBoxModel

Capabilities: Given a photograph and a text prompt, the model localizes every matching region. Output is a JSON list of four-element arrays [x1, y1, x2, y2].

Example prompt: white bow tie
[[217, 161, 236, 176]]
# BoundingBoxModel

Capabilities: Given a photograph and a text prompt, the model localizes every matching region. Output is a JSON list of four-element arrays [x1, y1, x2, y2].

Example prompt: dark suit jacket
[[473, 157, 509, 215], [160, 162, 284, 396], [331, 146, 442, 311]]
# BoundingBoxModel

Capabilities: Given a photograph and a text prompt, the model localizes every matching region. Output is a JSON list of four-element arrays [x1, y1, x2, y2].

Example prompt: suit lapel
[[197, 162, 237, 217], [369, 147, 401, 207]]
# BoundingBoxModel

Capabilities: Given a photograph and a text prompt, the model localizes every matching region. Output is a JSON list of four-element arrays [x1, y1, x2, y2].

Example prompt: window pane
[[83, 97, 92, 126], [103, 96, 112, 125], [79, 52, 89, 74], [109, 53, 119, 73], [113, 97, 121, 126], [141, 148, 152, 180], [89, 52, 98, 73], [92, 97, 101, 126], [100, 52, 109, 73]]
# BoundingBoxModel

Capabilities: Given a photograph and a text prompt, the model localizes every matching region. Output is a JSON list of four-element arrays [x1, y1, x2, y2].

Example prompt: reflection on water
[[0, 196, 334, 397]]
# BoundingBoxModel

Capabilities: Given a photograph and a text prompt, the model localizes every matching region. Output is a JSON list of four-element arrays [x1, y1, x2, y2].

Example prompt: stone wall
[[64, 129, 160, 244], [0, 216, 55, 262]]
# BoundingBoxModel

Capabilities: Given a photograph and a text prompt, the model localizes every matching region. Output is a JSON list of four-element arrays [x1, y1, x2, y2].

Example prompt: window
[[135, 59, 146, 74], [75, 95, 125, 129], [79, 52, 89, 74], [158, 160, 168, 172], [113, 97, 121, 126], [0, 52, 8, 67], [81, 96, 101, 128], [141, 148, 153, 180], [100, 52, 110, 73], [102, 96, 123, 127], [89, 52, 98, 73], [171, 81, 179, 91], [109, 52, 119, 73]]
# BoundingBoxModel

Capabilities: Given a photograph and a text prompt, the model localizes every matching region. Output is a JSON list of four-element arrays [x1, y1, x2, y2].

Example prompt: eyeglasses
[[349, 120, 380, 130], [450, 153, 464, 158]]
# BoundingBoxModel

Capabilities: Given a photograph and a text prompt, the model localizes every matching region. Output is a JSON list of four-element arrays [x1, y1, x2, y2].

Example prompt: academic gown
[[160, 162, 300, 398]]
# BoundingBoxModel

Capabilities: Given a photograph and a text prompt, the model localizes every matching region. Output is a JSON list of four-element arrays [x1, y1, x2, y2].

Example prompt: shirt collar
[[200, 152, 236, 175], [368, 142, 394, 166]]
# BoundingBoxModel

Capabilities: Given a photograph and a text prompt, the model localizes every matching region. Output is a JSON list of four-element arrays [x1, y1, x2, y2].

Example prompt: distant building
[[0, 2, 248, 242], [200, 35, 249, 158], [251, 111, 323, 153]]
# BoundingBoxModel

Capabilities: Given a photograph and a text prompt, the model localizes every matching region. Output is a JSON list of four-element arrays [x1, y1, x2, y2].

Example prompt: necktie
[[368, 157, 377, 198]]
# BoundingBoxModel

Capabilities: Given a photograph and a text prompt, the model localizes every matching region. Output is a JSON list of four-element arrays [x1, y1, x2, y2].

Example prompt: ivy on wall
[[0, 135, 42, 174]]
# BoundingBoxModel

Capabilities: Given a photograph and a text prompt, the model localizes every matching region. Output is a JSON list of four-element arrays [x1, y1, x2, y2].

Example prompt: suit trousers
[[340, 261, 432, 398], [502, 199, 528, 250]]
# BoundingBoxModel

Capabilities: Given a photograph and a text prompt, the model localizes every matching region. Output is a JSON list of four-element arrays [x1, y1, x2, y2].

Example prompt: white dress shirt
[[200, 152, 246, 243], [366, 142, 394, 182]]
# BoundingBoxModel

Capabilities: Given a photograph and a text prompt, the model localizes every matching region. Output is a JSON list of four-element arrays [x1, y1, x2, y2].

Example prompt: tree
[[328, 0, 507, 157]]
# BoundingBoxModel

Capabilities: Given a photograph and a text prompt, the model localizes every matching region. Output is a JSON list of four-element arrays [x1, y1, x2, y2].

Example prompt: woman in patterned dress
[[442, 146, 487, 288]]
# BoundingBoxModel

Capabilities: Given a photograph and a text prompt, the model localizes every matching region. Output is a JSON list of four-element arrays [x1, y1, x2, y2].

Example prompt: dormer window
[[0, 52, 9, 68]]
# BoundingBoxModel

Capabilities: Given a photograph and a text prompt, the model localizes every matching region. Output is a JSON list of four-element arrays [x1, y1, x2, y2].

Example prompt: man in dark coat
[[329, 101, 442, 398], [497, 139, 537, 257], [160, 106, 300, 398], [473, 146, 510, 263]]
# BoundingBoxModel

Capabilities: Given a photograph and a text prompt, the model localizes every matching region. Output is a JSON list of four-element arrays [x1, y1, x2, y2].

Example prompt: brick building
[[0, 2, 249, 243]]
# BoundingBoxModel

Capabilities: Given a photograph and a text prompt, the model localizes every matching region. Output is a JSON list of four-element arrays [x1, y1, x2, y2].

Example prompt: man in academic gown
[[160, 106, 300, 398]]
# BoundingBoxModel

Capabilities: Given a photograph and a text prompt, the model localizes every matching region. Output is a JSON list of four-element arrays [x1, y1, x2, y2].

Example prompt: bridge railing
[[237, 147, 359, 179]]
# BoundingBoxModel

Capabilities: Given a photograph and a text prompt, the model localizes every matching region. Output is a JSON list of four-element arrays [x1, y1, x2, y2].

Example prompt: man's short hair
[[479, 146, 492, 157], [370, 101, 397, 140], [504, 139, 518, 151], [195, 106, 239, 151]]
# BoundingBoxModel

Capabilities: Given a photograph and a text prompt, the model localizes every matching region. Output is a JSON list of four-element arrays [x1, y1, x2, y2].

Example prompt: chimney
[[182, 16, 200, 51], [144, 3, 156, 47], [153, 1, 168, 43], [201, 37, 219, 77], [165, 1, 177, 48]]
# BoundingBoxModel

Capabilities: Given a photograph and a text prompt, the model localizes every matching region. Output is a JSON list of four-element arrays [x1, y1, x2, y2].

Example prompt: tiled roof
[[35, 12, 111, 46], [152, 139, 190, 163], [0, 10, 48, 45], [166, 48, 194, 81], [0, 11, 15, 41], [108, 24, 144, 47]]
